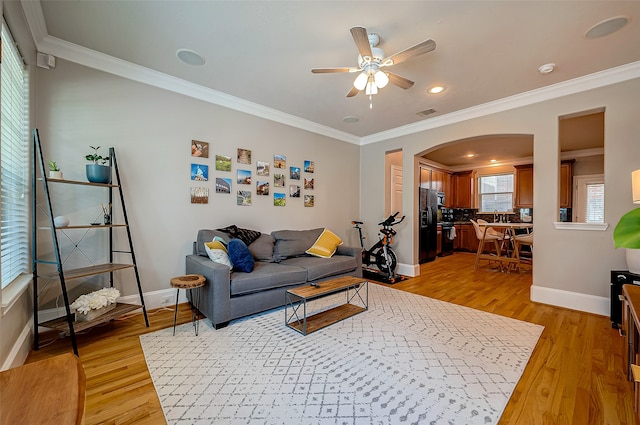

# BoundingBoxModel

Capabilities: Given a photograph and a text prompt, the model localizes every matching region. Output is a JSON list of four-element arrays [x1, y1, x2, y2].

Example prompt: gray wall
[[360, 78, 640, 313], [34, 59, 361, 302]]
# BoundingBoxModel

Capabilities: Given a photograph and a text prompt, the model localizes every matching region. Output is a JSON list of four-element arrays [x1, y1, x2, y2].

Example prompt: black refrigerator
[[419, 188, 438, 263]]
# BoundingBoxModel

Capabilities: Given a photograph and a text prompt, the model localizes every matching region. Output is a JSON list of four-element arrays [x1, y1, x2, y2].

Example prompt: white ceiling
[[24, 1, 640, 146]]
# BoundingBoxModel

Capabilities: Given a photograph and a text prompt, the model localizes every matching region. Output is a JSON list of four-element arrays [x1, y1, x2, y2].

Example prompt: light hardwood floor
[[26, 253, 638, 424]]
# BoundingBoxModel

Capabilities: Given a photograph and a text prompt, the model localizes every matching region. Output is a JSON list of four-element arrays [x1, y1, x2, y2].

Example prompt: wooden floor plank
[[25, 253, 638, 424]]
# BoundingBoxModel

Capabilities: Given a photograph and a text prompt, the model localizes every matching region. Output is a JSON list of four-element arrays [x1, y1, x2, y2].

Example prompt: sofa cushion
[[228, 239, 254, 273], [280, 255, 357, 281], [196, 229, 230, 257], [272, 228, 324, 262], [230, 262, 307, 296], [248, 233, 275, 262], [305, 228, 343, 258]]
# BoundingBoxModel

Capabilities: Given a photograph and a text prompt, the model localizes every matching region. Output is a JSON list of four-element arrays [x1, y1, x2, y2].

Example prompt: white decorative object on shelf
[[53, 216, 70, 227], [70, 287, 120, 322]]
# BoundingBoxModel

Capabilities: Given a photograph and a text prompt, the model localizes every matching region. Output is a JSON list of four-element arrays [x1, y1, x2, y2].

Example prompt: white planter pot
[[49, 171, 63, 179], [626, 249, 640, 274]]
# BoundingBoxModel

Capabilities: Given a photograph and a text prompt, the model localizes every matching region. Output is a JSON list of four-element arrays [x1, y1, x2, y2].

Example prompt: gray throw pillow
[[271, 228, 324, 262], [248, 233, 275, 262]]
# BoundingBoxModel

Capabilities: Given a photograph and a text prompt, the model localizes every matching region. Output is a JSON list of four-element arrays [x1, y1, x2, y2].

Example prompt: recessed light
[[343, 116, 359, 123], [586, 16, 629, 39], [466, 154, 475, 158], [176, 49, 206, 66], [428, 86, 445, 94], [490, 159, 497, 163], [538, 63, 555, 74]]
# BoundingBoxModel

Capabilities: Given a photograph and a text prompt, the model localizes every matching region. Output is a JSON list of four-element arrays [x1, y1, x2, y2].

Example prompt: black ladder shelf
[[32, 129, 149, 355]]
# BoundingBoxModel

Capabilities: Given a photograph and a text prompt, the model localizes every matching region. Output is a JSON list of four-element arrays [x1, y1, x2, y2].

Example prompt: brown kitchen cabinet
[[515, 164, 533, 208], [442, 172, 453, 207], [453, 171, 473, 208], [453, 223, 479, 253], [560, 160, 574, 208]]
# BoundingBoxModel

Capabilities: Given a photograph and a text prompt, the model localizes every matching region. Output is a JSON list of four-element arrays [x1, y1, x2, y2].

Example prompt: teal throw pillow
[[228, 239, 254, 273]]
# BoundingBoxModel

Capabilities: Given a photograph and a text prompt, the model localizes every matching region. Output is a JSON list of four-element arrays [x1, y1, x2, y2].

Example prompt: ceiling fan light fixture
[[365, 80, 378, 95], [374, 70, 389, 88], [354, 72, 368, 90]]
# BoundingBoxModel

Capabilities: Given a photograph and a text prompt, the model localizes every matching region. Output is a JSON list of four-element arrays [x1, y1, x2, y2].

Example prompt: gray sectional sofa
[[185, 227, 362, 329]]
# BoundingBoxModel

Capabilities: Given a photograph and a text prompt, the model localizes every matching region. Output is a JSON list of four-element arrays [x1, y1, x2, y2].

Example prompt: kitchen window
[[573, 174, 605, 223], [478, 173, 514, 213]]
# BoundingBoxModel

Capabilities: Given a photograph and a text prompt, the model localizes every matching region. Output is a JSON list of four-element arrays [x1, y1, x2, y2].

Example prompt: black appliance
[[611, 270, 640, 328], [419, 188, 438, 263], [440, 222, 454, 257]]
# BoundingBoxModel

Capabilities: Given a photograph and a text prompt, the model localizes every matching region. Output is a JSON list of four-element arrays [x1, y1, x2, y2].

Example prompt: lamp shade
[[374, 70, 389, 88], [365, 80, 378, 95], [633, 169, 640, 204], [353, 72, 368, 91]]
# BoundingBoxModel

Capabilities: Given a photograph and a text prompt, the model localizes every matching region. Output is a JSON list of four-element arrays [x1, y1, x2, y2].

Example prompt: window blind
[[584, 183, 605, 223], [1, 21, 30, 289]]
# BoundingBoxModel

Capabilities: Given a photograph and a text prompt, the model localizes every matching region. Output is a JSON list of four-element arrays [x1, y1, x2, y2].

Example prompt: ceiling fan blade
[[383, 39, 436, 66], [311, 67, 356, 74], [346, 87, 360, 97], [350, 26, 373, 59], [387, 72, 415, 90]]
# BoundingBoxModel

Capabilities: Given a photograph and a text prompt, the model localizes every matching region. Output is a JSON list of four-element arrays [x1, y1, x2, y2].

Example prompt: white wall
[[34, 59, 361, 302], [360, 78, 640, 314]]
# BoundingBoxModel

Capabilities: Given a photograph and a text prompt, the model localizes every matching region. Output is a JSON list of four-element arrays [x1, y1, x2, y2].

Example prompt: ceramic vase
[[626, 249, 640, 274]]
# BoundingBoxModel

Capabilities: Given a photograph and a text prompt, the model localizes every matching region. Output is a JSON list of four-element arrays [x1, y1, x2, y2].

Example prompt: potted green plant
[[85, 146, 111, 184], [613, 208, 640, 274], [48, 160, 63, 179]]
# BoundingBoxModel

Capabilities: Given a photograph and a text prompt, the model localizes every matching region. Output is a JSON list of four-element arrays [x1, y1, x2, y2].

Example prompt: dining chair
[[471, 219, 505, 270], [512, 232, 533, 273]]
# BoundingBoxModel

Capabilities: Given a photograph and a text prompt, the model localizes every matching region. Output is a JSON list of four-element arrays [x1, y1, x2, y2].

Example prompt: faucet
[[493, 210, 498, 223]]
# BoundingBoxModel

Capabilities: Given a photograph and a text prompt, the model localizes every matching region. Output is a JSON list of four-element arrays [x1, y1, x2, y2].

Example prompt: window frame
[[477, 172, 515, 214], [1, 19, 31, 296]]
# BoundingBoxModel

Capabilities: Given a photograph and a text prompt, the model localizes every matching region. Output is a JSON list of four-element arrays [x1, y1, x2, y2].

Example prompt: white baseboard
[[530, 285, 609, 317], [1, 319, 33, 371], [397, 263, 419, 277]]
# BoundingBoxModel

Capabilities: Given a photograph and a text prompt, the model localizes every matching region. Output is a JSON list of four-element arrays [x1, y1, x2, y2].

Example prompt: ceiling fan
[[311, 26, 436, 107]]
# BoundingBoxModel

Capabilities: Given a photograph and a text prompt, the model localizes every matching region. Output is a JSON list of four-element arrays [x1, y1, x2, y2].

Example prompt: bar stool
[[170, 274, 206, 336]]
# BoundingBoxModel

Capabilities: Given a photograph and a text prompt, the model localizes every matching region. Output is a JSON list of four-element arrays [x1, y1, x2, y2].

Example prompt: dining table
[[475, 221, 533, 272]]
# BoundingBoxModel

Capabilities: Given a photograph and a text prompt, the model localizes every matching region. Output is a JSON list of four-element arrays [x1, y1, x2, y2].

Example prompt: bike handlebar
[[378, 212, 405, 227]]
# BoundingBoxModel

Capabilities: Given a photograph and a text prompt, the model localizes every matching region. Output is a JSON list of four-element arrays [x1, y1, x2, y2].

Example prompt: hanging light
[[373, 70, 389, 88], [353, 72, 368, 91], [365, 79, 378, 95]]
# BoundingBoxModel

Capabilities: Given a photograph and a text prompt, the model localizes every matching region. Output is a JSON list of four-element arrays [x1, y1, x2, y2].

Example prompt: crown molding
[[21, 0, 640, 147], [361, 60, 640, 145]]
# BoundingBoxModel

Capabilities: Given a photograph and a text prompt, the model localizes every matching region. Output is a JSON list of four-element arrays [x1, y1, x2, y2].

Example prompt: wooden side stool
[[170, 274, 206, 336]]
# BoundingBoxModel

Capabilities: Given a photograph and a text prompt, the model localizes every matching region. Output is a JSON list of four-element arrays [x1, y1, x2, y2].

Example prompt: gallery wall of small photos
[[189, 139, 315, 207]]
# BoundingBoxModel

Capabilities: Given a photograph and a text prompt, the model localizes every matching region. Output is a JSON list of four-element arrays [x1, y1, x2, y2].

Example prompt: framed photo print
[[237, 169, 251, 185], [274, 192, 286, 206], [290, 166, 300, 180], [191, 164, 208, 181], [304, 160, 314, 173], [289, 185, 300, 198], [304, 194, 314, 207], [191, 140, 209, 158], [257, 161, 270, 176], [256, 181, 269, 195], [216, 155, 232, 171], [237, 190, 251, 206], [304, 177, 314, 190], [191, 187, 209, 204], [216, 177, 231, 194], [274, 154, 286, 169], [237, 148, 252, 164], [274, 173, 285, 188]]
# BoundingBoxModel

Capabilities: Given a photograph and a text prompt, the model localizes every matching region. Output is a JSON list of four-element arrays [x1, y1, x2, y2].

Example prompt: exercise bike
[[352, 212, 406, 283]]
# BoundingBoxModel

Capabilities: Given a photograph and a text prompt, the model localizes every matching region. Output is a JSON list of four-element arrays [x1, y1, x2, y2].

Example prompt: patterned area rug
[[140, 284, 543, 425]]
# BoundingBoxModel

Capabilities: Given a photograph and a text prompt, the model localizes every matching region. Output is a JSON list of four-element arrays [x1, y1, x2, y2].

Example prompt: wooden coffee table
[[285, 276, 368, 335]]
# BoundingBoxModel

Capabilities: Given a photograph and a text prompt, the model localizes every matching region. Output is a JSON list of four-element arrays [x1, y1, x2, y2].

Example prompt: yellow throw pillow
[[205, 240, 227, 253], [305, 228, 343, 258]]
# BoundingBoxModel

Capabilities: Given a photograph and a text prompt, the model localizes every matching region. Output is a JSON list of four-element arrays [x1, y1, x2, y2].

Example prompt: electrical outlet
[[162, 295, 173, 305]]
